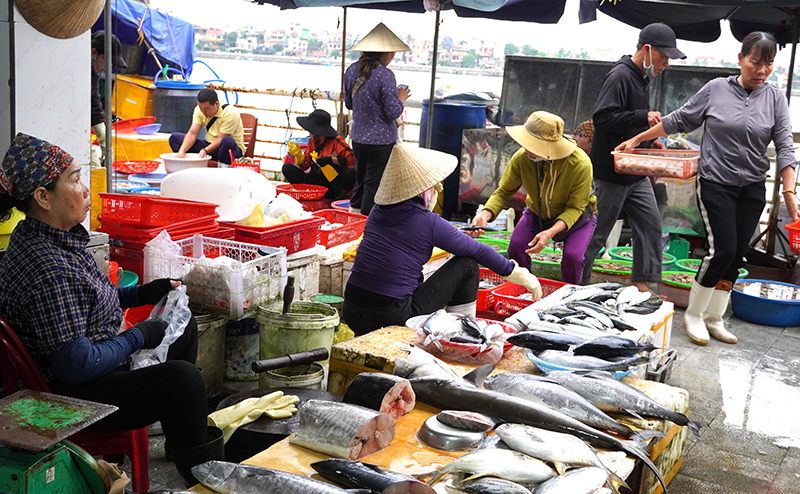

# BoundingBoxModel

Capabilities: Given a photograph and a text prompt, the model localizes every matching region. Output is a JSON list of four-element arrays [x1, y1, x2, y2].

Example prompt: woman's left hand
[[615, 138, 640, 154], [138, 278, 182, 306], [525, 231, 551, 254], [785, 192, 800, 221]]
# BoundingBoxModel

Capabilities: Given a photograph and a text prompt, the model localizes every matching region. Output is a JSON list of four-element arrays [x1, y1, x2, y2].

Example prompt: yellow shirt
[[192, 104, 245, 153]]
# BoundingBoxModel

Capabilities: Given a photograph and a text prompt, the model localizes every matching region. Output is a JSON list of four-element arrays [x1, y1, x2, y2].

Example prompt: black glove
[[135, 320, 168, 349], [138, 278, 173, 305], [316, 156, 334, 167]]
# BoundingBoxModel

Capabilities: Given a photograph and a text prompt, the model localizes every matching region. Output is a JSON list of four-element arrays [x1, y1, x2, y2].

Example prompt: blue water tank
[[419, 102, 486, 216]]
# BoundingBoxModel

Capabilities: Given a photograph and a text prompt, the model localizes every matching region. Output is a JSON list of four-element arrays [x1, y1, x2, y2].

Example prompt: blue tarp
[[93, 0, 195, 77], [290, 0, 507, 11]]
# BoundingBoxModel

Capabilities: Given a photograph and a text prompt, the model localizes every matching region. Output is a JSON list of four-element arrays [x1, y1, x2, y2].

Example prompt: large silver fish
[[505, 330, 587, 352], [545, 370, 705, 437], [460, 477, 533, 494], [571, 335, 657, 359], [425, 449, 556, 486], [533, 467, 612, 494], [191, 461, 369, 494], [485, 372, 639, 438], [311, 459, 435, 494], [535, 349, 640, 372], [394, 344, 464, 381]]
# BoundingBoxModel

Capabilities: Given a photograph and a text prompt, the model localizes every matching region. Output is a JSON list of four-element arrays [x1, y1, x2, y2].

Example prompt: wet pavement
[[132, 306, 800, 493]]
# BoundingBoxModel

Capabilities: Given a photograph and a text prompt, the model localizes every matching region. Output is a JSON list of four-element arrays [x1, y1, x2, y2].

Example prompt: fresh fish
[[408, 375, 668, 493], [536, 349, 637, 372], [421, 310, 457, 351], [568, 300, 620, 318], [485, 372, 638, 438], [533, 466, 612, 494], [394, 345, 463, 381], [545, 370, 706, 438], [586, 291, 619, 304], [461, 316, 485, 342], [505, 330, 586, 352], [191, 461, 368, 494], [290, 400, 396, 459], [608, 315, 639, 332], [425, 449, 557, 486], [311, 459, 436, 494], [450, 334, 484, 345], [560, 286, 605, 303], [495, 423, 627, 488], [614, 286, 651, 311], [437, 410, 495, 432], [342, 373, 416, 419], [559, 316, 606, 331], [475, 434, 511, 450], [624, 295, 663, 314], [460, 477, 533, 494]]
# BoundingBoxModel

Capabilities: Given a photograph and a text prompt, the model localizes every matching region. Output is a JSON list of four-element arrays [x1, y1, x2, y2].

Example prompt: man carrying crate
[[580, 23, 686, 298]]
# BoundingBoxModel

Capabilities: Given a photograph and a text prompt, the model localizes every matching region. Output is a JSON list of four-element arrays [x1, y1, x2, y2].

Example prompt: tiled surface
[[129, 307, 800, 493]]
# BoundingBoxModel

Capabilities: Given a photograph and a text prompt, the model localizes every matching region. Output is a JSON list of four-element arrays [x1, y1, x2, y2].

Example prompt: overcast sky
[[150, 0, 795, 68]]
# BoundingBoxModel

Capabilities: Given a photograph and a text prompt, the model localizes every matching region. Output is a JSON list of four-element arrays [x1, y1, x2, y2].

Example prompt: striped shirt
[[0, 219, 123, 382]]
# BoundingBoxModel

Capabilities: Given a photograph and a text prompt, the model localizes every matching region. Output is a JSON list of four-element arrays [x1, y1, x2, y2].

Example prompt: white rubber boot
[[684, 280, 714, 345], [705, 280, 737, 344], [446, 301, 477, 318]]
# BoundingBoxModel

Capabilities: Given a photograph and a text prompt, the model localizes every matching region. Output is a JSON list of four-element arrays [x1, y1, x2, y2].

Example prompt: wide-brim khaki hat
[[352, 23, 411, 53], [17, 0, 105, 39], [507, 111, 577, 160], [374, 144, 458, 206]]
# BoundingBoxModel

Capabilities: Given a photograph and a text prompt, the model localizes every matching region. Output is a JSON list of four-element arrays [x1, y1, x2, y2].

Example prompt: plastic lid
[[311, 294, 345, 305]]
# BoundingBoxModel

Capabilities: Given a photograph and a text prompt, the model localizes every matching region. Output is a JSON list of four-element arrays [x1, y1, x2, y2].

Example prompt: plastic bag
[[408, 313, 511, 366], [263, 193, 306, 223], [130, 285, 192, 369]]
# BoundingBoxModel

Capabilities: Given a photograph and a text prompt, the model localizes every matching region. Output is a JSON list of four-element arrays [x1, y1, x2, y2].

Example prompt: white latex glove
[[503, 260, 543, 301]]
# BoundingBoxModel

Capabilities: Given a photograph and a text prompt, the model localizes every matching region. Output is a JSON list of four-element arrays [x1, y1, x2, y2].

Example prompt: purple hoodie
[[348, 200, 514, 299]]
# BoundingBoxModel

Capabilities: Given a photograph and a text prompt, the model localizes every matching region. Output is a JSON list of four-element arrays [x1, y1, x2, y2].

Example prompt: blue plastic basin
[[135, 123, 161, 134], [731, 279, 800, 327]]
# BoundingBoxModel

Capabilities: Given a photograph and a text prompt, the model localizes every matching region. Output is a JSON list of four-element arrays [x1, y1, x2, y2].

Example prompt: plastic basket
[[144, 235, 288, 319], [493, 278, 568, 316], [232, 162, 261, 174], [529, 247, 563, 281], [221, 217, 326, 255], [477, 267, 510, 311], [112, 160, 159, 174], [786, 219, 800, 254], [98, 213, 219, 241], [99, 192, 218, 227], [674, 258, 749, 278], [112, 116, 156, 134], [276, 184, 328, 201], [476, 237, 509, 256], [609, 246, 676, 271], [612, 149, 699, 179], [313, 209, 368, 248]]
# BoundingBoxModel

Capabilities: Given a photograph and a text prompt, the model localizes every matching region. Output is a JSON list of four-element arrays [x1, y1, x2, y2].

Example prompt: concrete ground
[[132, 306, 800, 493]]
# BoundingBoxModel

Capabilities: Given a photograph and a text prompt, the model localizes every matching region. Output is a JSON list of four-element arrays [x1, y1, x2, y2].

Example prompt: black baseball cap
[[91, 31, 127, 69], [638, 23, 686, 60]]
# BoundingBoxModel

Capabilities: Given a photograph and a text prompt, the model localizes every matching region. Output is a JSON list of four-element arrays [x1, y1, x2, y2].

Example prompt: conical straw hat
[[16, 0, 105, 39], [374, 144, 458, 206], [352, 23, 411, 52]]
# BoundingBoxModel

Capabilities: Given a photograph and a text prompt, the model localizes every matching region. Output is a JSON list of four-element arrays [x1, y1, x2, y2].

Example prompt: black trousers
[[342, 256, 479, 336], [351, 142, 395, 215], [51, 317, 208, 449], [696, 178, 766, 287], [281, 163, 356, 200]]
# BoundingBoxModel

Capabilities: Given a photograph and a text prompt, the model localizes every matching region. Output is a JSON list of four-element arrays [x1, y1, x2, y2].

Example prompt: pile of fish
[[412, 310, 510, 365]]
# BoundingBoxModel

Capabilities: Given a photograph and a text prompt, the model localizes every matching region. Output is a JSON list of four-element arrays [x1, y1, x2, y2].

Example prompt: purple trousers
[[507, 208, 597, 285]]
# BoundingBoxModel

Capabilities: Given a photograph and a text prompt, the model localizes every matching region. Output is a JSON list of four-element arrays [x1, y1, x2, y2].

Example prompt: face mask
[[643, 46, 656, 78], [423, 187, 438, 211], [531, 156, 548, 162]]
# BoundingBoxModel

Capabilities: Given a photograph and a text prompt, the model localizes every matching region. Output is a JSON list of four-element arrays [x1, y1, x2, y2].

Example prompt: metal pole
[[785, 11, 798, 105], [339, 7, 347, 135], [104, 0, 113, 193], [424, 9, 440, 148]]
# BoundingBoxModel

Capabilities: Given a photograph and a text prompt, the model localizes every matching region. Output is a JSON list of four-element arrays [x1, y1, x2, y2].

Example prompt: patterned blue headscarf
[[0, 133, 74, 200]]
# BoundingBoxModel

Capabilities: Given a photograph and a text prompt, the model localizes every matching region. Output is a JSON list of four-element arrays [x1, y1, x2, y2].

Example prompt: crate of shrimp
[[492, 278, 568, 316], [313, 209, 368, 248], [143, 235, 288, 319], [612, 149, 699, 179], [477, 267, 510, 311]]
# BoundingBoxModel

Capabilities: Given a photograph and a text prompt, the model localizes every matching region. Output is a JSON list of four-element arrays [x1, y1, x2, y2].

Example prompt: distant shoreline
[[196, 50, 504, 77]]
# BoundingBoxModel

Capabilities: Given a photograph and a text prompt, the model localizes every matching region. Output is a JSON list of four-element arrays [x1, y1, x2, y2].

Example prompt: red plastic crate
[[477, 267, 511, 312], [220, 217, 326, 255], [312, 209, 367, 248], [786, 219, 800, 254], [99, 193, 218, 228], [98, 213, 219, 241], [492, 278, 569, 316], [112, 160, 159, 174], [276, 183, 328, 200]]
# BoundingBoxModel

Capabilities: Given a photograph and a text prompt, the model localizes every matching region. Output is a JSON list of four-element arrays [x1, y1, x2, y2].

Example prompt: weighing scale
[[0, 389, 118, 494]]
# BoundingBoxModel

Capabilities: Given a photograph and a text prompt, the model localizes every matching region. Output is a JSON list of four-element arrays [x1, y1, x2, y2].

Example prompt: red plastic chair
[[0, 315, 150, 493]]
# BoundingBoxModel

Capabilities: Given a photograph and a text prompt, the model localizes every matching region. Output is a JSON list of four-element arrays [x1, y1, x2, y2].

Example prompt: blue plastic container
[[135, 123, 161, 134], [731, 279, 800, 327], [419, 101, 486, 216]]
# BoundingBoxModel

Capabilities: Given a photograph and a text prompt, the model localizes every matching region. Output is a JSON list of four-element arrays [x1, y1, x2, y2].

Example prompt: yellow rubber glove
[[503, 260, 543, 301], [208, 391, 300, 443], [288, 141, 304, 164]]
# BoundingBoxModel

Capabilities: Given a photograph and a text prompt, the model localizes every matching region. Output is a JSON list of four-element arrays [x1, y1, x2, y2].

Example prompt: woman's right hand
[[467, 209, 492, 238], [398, 86, 411, 102]]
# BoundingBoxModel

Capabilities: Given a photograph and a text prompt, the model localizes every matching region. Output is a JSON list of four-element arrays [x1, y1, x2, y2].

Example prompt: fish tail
[[621, 439, 667, 494], [632, 429, 667, 443], [688, 420, 707, 439], [607, 469, 630, 493]]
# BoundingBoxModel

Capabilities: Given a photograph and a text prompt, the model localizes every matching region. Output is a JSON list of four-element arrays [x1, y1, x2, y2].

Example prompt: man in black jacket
[[580, 23, 686, 297]]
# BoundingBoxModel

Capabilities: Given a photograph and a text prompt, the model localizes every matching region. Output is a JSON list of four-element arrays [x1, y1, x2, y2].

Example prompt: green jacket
[[484, 147, 597, 230]]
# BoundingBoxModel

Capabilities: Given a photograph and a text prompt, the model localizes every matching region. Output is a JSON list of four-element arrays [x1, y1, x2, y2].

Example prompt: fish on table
[[422, 449, 557, 486], [533, 466, 615, 494], [342, 372, 416, 419], [534, 349, 649, 372], [311, 458, 436, 494]]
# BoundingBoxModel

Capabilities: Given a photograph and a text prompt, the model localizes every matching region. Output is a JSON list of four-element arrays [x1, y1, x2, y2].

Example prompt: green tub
[[674, 258, 749, 279], [608, 246, 676, 271], [591, 259, 633, 285]]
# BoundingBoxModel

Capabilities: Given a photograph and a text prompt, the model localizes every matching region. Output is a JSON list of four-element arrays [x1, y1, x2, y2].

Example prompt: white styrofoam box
[[287, 245, 323, 301], [319, 257, 345, 296], [144, 235, 287, 319]]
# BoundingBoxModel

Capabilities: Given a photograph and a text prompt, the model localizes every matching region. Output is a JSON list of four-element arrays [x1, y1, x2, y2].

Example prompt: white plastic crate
[[144, 234, 287, 319]]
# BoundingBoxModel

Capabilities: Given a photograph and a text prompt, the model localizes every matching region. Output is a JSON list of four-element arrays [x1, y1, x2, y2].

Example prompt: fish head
[[191, 460, 237, 489]]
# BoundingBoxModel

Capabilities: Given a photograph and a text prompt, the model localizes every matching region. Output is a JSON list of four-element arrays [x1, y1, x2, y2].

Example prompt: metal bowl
[[417, 415, 485, 451]]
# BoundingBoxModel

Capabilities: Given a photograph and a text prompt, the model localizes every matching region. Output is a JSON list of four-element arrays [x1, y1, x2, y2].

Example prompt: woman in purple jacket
[[344, 23, 411, 216], [342, 144, 542, 336], [617, 32, 799, 346]]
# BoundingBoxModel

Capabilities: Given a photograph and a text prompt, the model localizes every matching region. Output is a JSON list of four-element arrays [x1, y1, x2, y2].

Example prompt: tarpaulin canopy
[[93, 0, 196, 77]]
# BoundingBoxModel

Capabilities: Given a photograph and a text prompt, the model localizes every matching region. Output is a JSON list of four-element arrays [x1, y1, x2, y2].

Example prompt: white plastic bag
[[130, 285, 192, 369]]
